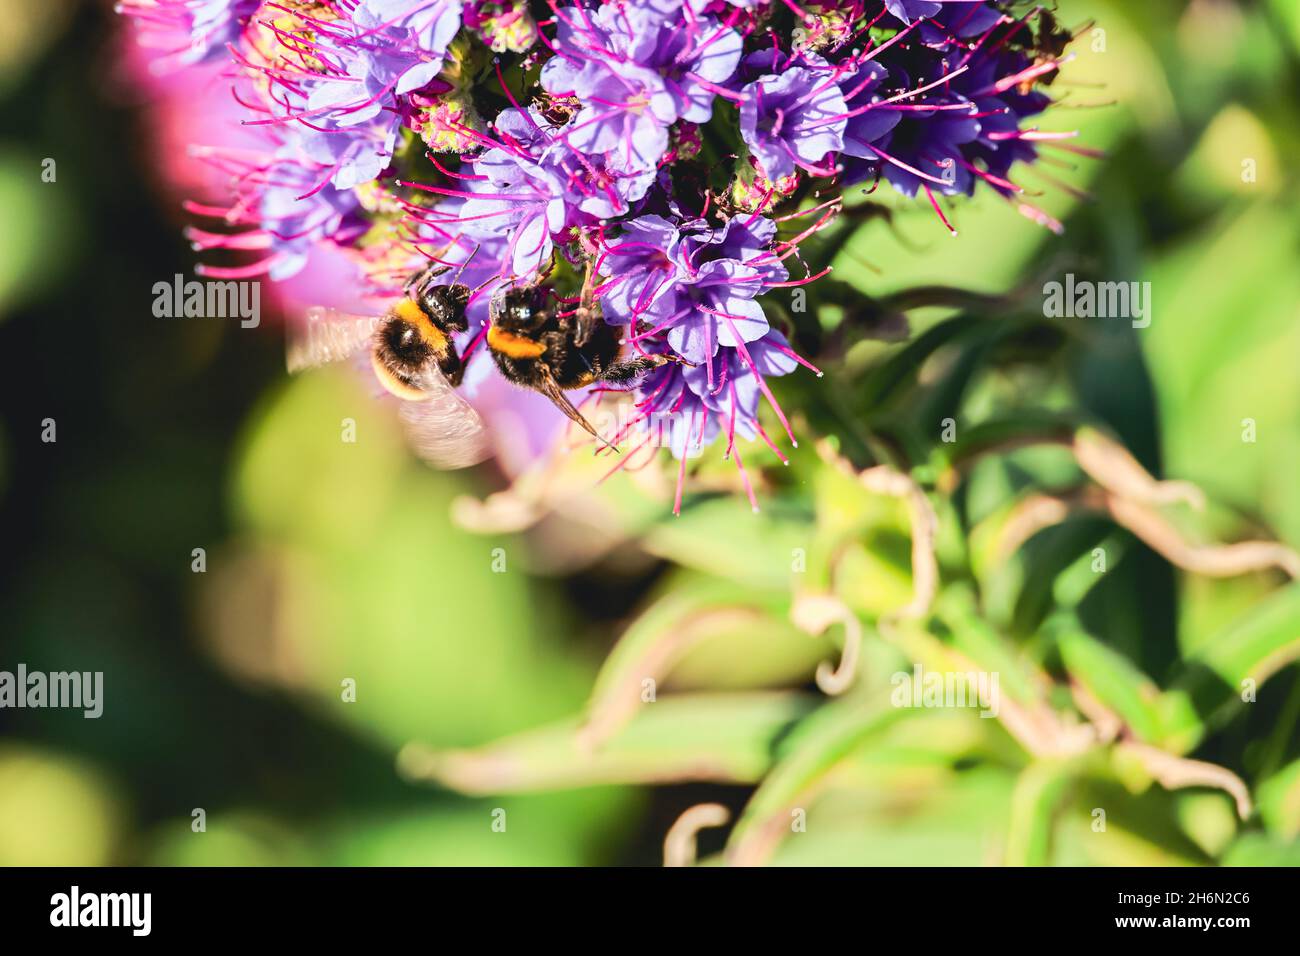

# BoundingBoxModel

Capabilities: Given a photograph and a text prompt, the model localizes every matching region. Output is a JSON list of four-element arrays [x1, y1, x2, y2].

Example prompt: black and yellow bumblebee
[[289, 260, 667, 463], [368, 262, 473, 400], [485, 263, 663, 444], [287, 262, 489, 469], [1018, 10, 1077, 95]]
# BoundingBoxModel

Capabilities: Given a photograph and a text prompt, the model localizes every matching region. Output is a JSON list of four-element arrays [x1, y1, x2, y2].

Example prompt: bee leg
[[538, 330, 570, 369], [434, 338, 466, 387], [405, 262, 450, 297], [443, 357, 465, 388], [572, 305, 598, 348], [573, 342, 595, 376], [596, 356, 661, 388], [572, 258, 599, 347]]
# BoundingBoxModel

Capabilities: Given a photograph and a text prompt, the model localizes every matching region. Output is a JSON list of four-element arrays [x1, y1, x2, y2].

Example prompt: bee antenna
[[469, 272, 502, 296], [454, 243, 481, 285]]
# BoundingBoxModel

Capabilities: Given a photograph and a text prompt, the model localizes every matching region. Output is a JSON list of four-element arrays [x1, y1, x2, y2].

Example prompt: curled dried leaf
[[663, 803, 731, 867]]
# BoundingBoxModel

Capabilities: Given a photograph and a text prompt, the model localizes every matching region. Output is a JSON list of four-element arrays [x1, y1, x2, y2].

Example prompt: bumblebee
[[369, 263, 473, 400], [1018, 10, 1077, 95], [486, 263, 662, 444], [286, 261, 490, 470], [288, 259, 666, 465]]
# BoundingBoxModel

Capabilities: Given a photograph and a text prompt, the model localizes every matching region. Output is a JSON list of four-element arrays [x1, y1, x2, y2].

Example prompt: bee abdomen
[[487, 325, 546, 360]]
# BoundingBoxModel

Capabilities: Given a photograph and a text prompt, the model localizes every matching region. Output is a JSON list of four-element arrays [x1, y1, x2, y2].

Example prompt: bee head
[[490, 283, 551, 334], [420, 283, 470, 333]]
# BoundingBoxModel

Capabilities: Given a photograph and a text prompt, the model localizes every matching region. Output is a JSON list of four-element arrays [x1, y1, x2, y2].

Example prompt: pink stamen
[[196, 256, 283, 279], [704, 309, 797, 446], [922, 184, 959, 236]]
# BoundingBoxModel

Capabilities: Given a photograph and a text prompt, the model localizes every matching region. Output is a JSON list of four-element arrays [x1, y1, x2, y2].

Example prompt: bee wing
[[397, 367, 492, 470], [289, 306, 489, 469], [286, 307, 381, 374]]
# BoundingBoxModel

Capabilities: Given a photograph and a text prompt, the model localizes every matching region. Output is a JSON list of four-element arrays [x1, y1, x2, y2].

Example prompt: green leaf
[[1257, 759, 1300, 840], [1163, 583, 1300, 748], [1221, 833, 1300, 866], [754, 764, 1016, 867], [1184, 582, 1300, 684], [399, 693, 817, 795], [1057, 629, 1164, 743], [725, 695, 904, 865], [579, 574, 824, 747], [641, 496, 814, 590], [934, 587, 1043, 708], [1005, 760, 1077, 866], [855, 315, 979, 412]]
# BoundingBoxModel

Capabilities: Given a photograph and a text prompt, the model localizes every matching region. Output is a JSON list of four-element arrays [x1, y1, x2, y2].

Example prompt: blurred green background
[[1, 0, 1299, 866]]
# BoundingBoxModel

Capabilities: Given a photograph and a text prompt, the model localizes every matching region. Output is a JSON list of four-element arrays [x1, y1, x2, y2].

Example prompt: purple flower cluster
[[121, 0, 1076, 509], [118, 0, 261, 69]]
